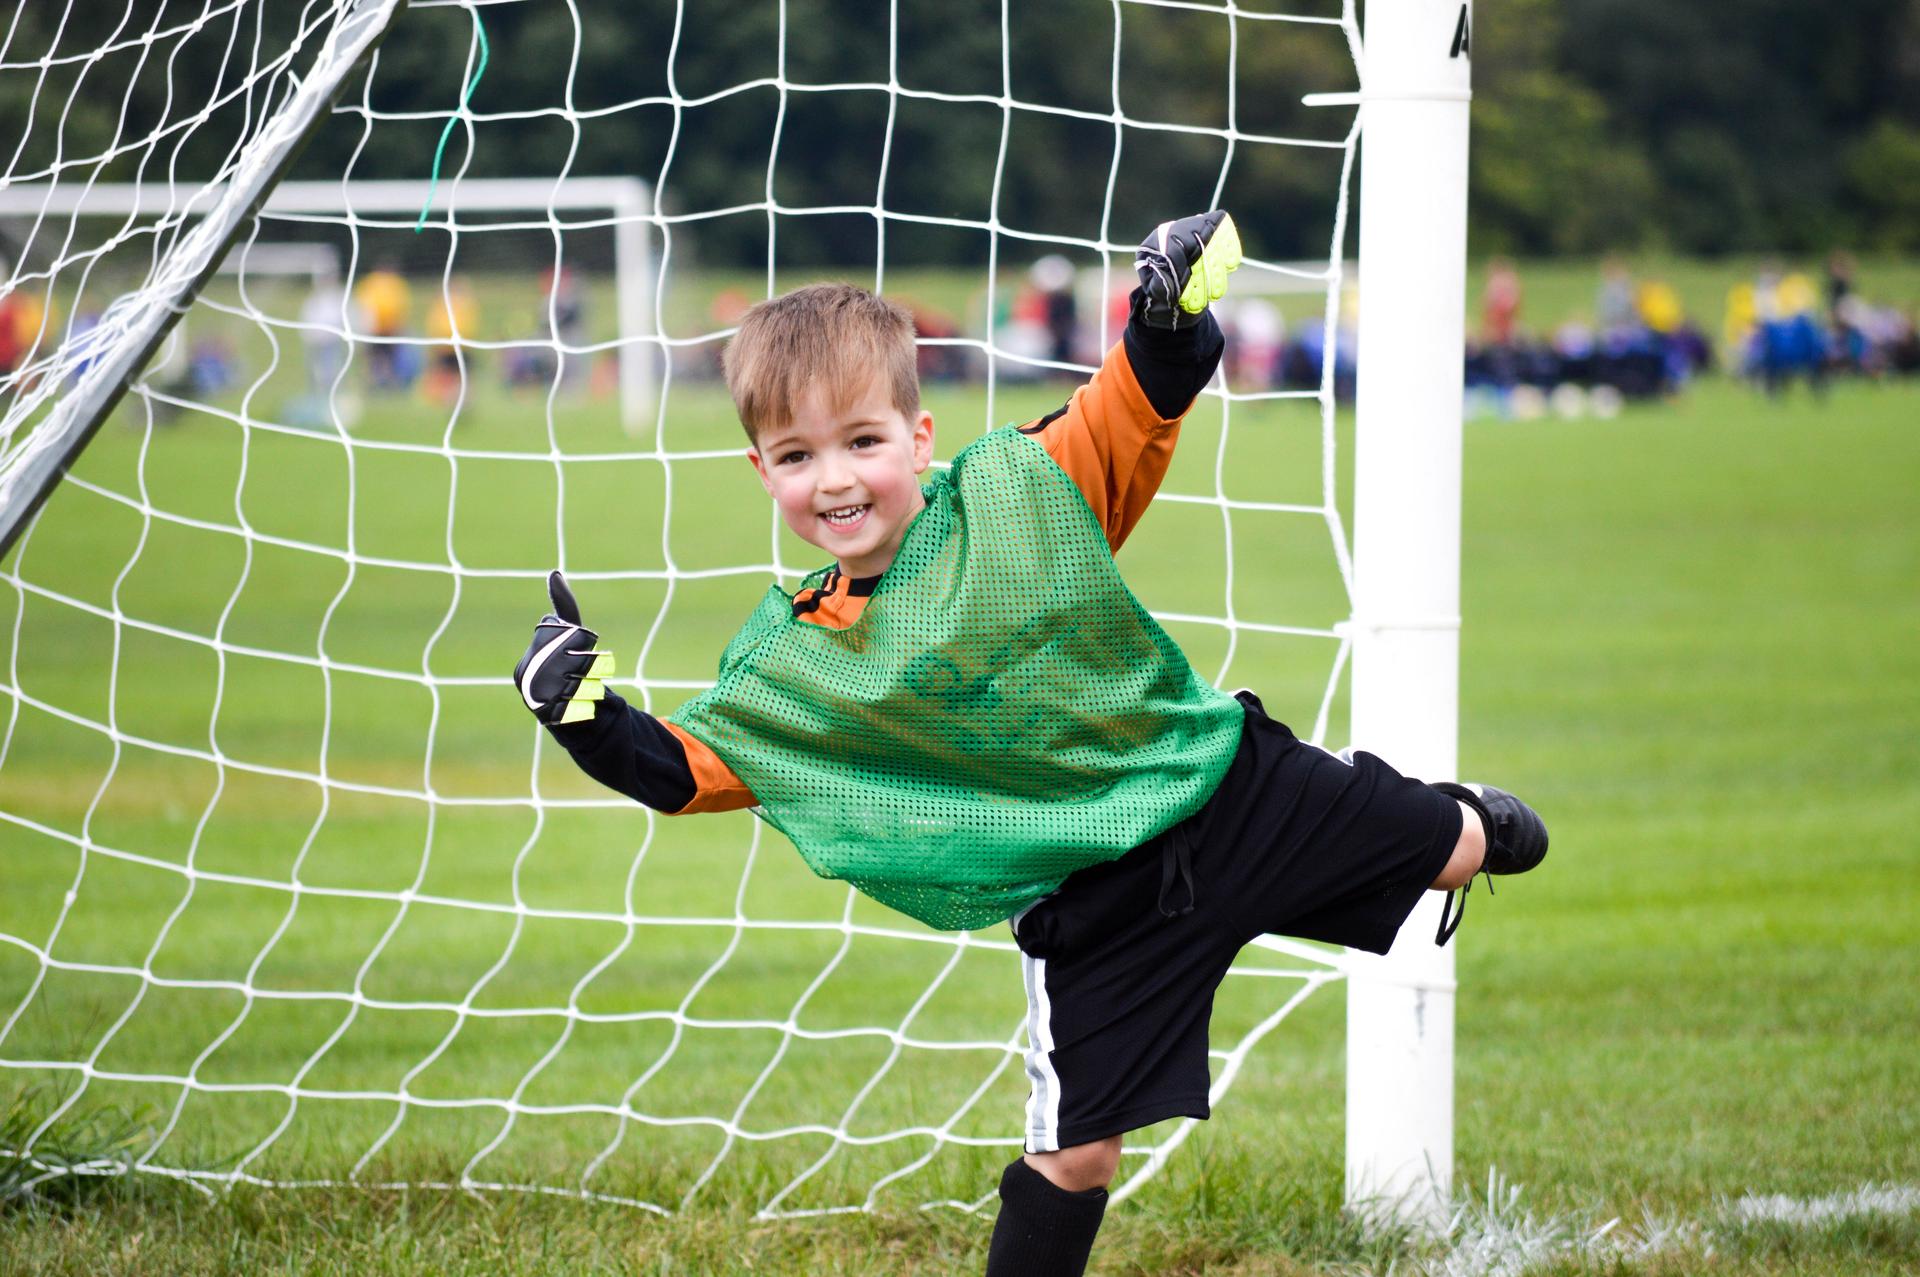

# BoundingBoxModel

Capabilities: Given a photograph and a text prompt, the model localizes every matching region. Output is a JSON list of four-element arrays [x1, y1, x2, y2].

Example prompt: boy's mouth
[[820, 503, 871, 531]]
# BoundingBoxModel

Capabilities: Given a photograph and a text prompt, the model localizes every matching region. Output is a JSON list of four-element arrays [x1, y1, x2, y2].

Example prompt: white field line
[[1416, 1172, 1920, 1277], [1730, 1181, 1920, 1225]]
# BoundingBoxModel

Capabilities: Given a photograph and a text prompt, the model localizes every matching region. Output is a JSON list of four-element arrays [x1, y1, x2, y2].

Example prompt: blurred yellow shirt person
[[352, 263, 414, 390], [426, 278, 478, 345], [425, 276, 479, 404], [1635, 280, 1683, 335], [1723, 282, 1756, 357], [1778, 272, 1818, 317], [354, 266, 411, 336]]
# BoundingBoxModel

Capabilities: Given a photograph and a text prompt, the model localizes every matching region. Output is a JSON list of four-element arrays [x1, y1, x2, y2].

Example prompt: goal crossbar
[[0, 176, 659, 443]]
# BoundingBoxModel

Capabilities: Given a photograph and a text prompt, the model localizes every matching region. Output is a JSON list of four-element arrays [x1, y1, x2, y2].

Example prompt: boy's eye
[[850, 435, 881, 450], [778, 450, 807, 465]]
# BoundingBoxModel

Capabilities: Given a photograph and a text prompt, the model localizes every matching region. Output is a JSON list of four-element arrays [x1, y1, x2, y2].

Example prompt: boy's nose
[[816, 455, 854, 492]]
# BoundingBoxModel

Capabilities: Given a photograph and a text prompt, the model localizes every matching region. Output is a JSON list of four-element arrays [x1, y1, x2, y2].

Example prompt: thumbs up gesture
[[512, 570, 614, 727]]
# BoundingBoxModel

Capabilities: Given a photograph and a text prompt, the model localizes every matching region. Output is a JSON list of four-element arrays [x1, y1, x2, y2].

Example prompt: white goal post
[[0, 0, 1470, 1228], [1341, 0, 1473, 1226]]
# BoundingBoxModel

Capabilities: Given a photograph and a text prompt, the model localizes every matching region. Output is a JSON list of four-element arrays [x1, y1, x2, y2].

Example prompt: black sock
[[983, 1157, 1108, 1277]]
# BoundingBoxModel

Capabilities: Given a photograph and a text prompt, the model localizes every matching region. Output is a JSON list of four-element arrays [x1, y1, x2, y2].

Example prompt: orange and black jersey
[[549, 305, 1225, 814]]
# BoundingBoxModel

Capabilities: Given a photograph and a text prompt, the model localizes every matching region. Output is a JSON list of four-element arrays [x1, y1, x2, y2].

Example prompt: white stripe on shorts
[[1020, 952, 1062, 1152]]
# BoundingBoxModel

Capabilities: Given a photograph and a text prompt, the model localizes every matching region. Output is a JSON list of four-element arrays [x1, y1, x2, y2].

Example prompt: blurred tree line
[[1474, 0, 1920, 254], [3, 0, 1918, 264]]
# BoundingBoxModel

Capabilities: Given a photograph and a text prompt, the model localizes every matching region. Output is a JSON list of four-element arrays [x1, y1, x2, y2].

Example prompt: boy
[[514, 212, 1547, 1276]]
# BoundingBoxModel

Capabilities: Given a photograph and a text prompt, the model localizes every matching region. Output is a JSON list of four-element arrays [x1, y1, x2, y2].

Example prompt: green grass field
[[2, 342, 1918, 1274]]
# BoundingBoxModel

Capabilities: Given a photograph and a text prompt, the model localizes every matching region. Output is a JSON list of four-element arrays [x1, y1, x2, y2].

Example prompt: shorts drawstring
[[1157, 820, 1197, 918]]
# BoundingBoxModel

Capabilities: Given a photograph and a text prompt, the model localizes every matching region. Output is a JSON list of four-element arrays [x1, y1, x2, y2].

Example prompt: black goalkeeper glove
[[1133, 209, 1242, 329], [513, 569, 614, 727]]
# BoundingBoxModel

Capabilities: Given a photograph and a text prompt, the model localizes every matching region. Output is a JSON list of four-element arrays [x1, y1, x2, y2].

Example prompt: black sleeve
[[546, 690, 698, 813], [1122, 286, 1226, 418]]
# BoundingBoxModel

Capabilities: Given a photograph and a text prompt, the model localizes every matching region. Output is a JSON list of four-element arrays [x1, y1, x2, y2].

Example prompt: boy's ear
[[911, 410, 935, 474], [746, 447, 776, 496]]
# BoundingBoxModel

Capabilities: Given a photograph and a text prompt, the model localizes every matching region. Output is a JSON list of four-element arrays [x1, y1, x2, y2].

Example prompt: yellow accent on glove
[[1178, 211, 1242, 314], [557, 652, 615, 724]]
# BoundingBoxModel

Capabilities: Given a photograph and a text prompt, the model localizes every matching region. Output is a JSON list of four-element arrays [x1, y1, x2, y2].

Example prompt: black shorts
[[1011, 691, 1461, 1152]]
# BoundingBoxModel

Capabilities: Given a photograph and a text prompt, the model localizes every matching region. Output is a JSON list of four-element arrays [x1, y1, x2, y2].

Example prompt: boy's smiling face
[[747, 372, 935, 580]]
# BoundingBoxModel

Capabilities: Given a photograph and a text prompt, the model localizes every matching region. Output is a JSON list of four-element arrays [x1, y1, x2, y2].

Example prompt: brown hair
[[722, 283, 920, 443]]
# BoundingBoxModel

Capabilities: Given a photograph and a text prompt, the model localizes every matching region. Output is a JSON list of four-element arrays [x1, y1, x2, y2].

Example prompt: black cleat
[[1436, 782, 1549, 876], [1429, 782, 1548, 944]]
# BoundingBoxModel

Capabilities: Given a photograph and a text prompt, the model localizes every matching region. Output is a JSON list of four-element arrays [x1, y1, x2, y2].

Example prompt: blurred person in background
[[1469, 259, 1525, 411], [0, 293, 22, 378], [1820, 249, 1902, 379], [1752, 265, 1828, 398], [1831, 287, 1919, 379], [542, 264, 587, 388], [907, 301, 968, 383], [1481, 256, 1522, 346], [1723, 279, 1757, 369], [1009, 254, 1080, 372], [1597, 255, 1636, 333], [0, 282, 51, 380], [1634, 279, 1682, 336], [424, 275, 479, 406], [289, 264, 357, 431], [64, 309, 102, 385], [1288, 287, 1358, 402], [1229, 297, 1284, 389], [0, 258, 23, 376], [300, 264, 347, 400], [1824, 250, 1855, 320], [1635, 279, 1712, 390], [503, 315, 555, 389], [1548, 314, 1596, 388], [1890, 309, 1920, 376], [187, 335, 235, 398], [353, 260, 413, 390]]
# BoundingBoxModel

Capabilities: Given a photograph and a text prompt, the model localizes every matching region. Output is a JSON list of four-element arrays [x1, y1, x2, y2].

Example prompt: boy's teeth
[[823, 504, 868, 525]]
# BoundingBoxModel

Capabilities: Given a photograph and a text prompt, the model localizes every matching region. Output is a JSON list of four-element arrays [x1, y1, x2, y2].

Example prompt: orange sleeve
[[663, 721, 759, 814], [1022, 339, 1185, 554]]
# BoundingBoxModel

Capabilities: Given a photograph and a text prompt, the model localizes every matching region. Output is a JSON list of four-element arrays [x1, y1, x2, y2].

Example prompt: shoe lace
[[1433, 866, 1494, 946]]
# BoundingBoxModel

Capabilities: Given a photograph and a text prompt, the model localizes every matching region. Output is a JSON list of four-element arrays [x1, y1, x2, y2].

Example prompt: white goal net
[[0, 0, 1381, 1216]]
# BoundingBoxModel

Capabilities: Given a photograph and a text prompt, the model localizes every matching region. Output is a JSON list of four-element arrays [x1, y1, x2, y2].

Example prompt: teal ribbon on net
[[413, 7, 491, 233]]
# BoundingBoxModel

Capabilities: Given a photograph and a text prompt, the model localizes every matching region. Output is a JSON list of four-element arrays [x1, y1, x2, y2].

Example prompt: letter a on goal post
[[1343, 0, 1473, 1230]]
